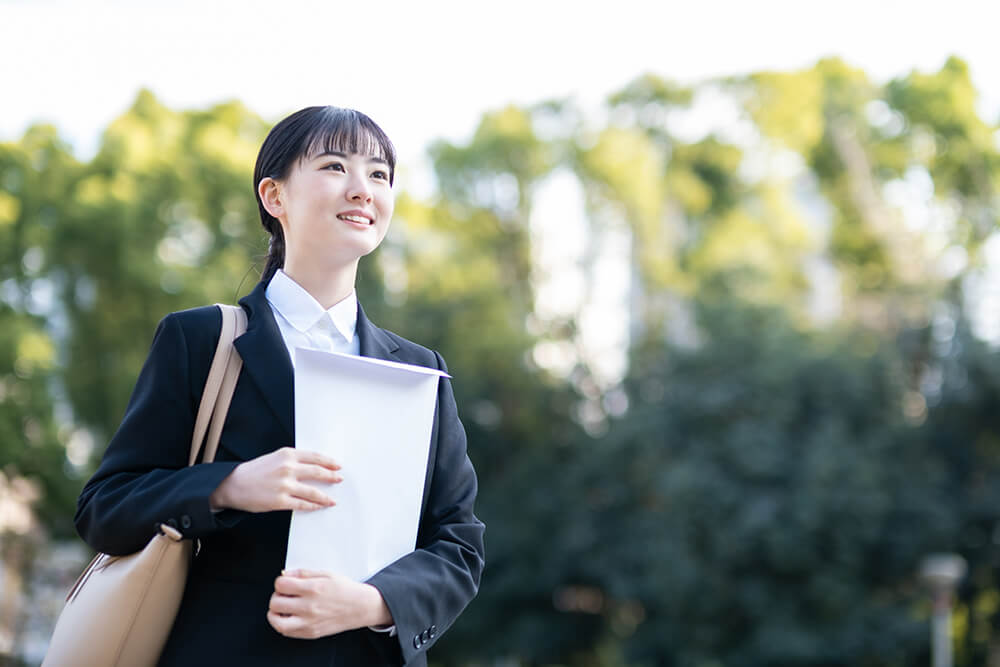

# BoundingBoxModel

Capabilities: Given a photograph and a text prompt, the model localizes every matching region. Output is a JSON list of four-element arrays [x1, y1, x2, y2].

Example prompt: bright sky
[[3, 0, 999, 392], [2, 0, 998, 168]]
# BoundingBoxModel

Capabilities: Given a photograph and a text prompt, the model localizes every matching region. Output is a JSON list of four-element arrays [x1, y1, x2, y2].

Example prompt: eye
[[371, 169, 389, 181], [322, 162, 345, 172]]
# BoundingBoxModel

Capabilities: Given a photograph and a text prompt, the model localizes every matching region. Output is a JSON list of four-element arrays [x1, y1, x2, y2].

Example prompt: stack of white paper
[[287, 347, 447, 581]]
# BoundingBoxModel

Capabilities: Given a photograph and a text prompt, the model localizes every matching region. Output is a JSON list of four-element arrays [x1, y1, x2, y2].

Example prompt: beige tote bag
[[42, 304, 247, 667]]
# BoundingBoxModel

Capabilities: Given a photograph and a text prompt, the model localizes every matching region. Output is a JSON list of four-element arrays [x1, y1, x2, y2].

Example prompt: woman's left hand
[[267, 569, 393, 639]]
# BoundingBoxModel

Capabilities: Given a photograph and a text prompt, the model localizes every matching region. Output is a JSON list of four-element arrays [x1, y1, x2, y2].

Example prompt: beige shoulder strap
[[187, 304, 248, 466]]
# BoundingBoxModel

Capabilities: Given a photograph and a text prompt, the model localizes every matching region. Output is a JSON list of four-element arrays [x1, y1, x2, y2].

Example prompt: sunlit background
[[2, 1, 1000, 665]]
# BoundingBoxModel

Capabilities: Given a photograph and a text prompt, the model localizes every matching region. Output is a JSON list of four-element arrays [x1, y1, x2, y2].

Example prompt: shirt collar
[[265, 269, 358, 343]]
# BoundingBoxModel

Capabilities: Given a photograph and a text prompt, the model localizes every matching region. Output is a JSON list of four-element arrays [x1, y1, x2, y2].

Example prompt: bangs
[[300, 108, 397, 179]]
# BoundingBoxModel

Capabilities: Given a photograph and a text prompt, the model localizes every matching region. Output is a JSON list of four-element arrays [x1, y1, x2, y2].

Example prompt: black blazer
[[75, 281, 485, 666]]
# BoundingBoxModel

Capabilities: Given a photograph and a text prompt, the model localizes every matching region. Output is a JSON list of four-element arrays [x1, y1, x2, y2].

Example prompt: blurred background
[[2, 1, 1000, 665]]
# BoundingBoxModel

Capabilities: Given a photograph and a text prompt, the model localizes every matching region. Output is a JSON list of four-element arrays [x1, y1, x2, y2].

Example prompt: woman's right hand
[[209, 447, 342, 513]]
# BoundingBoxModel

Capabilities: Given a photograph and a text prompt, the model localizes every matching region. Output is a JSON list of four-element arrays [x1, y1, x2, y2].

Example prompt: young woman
[[74, 107, 485, 666]]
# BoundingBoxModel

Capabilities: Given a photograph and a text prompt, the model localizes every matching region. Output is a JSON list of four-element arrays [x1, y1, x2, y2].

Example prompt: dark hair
[[253, 106, 397, 283]]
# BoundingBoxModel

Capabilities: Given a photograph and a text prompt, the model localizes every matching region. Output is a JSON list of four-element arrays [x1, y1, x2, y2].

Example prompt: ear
[[258, 177, 284, 219]]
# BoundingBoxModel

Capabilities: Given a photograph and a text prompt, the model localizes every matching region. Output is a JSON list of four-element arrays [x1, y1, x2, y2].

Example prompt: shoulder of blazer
[[379, 326, 444, 370], [159, 305, 223, 352], [148, 306, 226, 398]]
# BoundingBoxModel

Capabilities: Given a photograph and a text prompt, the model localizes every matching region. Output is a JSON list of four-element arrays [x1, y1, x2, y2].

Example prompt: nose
[[347, 173, 373, 203]]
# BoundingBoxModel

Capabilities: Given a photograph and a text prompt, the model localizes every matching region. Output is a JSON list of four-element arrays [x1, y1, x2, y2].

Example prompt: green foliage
[[887, 57, 1000, 249], [0, 128, 83, 535], [3, 55, 1000, 665], [52, 93, 268, 441], [0, 304, 72, 533], [554, 301, 948, 665]]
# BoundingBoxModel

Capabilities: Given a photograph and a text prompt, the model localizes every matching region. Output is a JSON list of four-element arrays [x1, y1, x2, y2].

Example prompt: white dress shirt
[[263, 269, 395, 636], [265, 269, 360, 364]]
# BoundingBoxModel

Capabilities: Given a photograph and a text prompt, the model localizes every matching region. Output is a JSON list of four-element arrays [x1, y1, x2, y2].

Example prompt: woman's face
[[265, 144, 395, 270]]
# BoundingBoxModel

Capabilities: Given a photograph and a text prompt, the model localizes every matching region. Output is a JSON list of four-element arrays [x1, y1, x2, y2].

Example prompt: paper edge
[[294, 347, 451, 378]]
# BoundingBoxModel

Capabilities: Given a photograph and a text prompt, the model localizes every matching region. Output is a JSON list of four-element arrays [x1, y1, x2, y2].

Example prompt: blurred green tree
[[0, 126, 82, 533], [48, 91, 269, 444], [2, 55, 999, 666]]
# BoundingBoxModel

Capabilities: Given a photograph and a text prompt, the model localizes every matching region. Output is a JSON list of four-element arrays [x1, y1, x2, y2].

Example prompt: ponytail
[[261, 222, 285, 284]]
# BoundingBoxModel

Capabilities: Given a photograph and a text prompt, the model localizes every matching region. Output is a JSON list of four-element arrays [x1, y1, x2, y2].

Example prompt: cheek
[[380, 194, 395, 221], [376, 202, 393, 243], [377, 213, 393, 242]]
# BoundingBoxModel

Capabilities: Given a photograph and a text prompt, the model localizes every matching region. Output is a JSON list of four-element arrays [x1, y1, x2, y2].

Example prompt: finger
[[292, 449, 341, 470], [267, 609, 304, 636], [287, 483, 336, 508], [283, 496, 333, 512], [274, 576, 313, 596], [269, 590, 308, 612], [283, 569, 331, 579], [295, 464, 343, 484]]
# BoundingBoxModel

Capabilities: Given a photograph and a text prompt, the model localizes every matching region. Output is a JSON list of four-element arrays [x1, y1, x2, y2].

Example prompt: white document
[[286, 347, 448, 581]]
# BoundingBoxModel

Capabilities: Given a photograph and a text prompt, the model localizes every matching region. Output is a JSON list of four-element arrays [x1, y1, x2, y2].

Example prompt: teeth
[[338, 214, 371, 225]]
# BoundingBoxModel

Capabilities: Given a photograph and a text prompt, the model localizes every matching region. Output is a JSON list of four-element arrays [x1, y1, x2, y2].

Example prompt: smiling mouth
[[337, 214, 373, 226]]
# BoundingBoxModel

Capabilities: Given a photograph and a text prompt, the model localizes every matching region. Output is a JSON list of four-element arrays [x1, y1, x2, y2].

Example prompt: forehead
[[301, 126, 390, 163]]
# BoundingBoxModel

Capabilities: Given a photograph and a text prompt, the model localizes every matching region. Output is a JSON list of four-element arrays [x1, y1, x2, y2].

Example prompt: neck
[[281, 259, 359, 310]]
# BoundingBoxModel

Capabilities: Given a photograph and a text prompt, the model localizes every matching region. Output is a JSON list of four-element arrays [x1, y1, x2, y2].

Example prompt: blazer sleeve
[[366, 350, 485, 665], [75, 310, 245, 556]]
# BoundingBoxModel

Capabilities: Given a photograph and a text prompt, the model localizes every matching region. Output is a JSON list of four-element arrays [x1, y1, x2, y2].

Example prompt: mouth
[[337, 213, 374, 226]]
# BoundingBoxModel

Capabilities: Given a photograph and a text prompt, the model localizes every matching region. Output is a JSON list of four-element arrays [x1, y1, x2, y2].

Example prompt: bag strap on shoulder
[[187, 304, 248, 466]]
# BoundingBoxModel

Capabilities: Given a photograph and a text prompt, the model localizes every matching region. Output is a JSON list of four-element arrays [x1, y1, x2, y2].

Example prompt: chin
[[333, 240, 382, 262]]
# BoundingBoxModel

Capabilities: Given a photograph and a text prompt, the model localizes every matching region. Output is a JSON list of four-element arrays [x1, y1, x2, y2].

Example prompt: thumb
[[282, 568, 330, 579]]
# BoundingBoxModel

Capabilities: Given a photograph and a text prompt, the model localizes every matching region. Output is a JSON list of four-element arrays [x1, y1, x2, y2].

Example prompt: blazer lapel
[[234, 282, 295, 441], [232, 288, 400, 444], [357, 303, 400, 362]]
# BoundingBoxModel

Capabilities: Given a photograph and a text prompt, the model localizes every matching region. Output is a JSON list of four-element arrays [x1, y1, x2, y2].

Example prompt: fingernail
[[333, 476, 343, 483]]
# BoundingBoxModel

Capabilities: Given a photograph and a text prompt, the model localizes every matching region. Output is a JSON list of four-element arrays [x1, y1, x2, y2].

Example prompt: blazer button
[[413, 635, 421, 649], [421, 629, 430, 642], [429, 625, 437, 638], [181, 515, 192, 529], [167, 518, 179, 529]]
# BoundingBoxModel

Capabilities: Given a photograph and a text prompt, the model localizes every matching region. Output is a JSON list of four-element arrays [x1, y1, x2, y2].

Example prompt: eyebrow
[[312, 150, 389, 166]]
